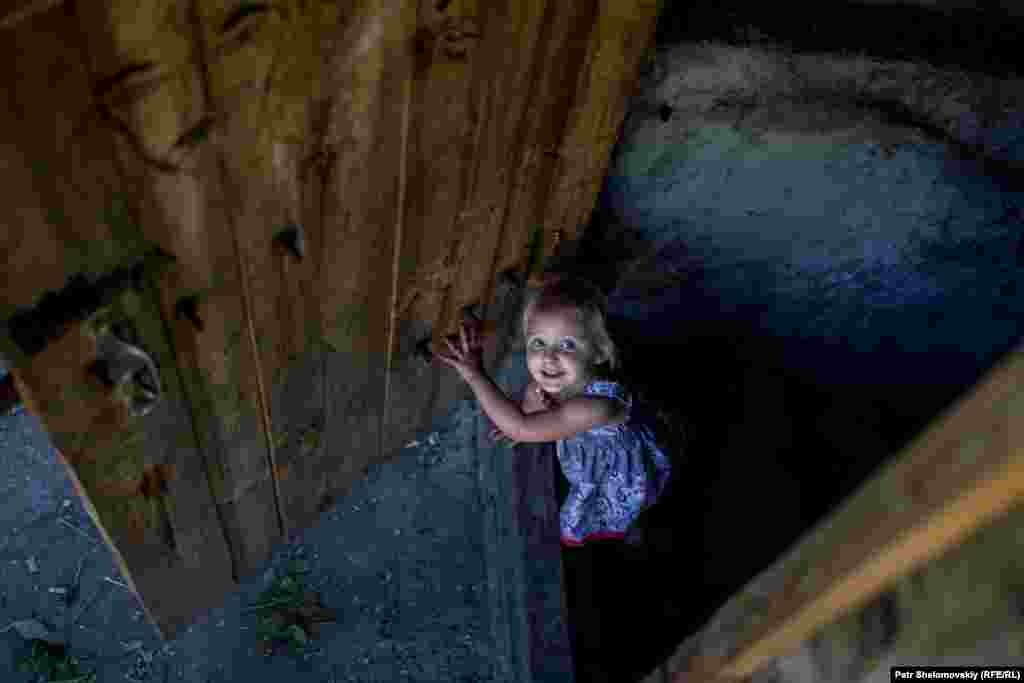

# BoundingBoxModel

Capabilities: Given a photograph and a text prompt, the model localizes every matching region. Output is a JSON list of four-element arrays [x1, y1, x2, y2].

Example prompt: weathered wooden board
[[388, 0, 662, 451], [79, 0, 288, 593], [1, 3, 238, 640], [1, 0, 661, 641], [650, 343, 1024, 682], [193, 0, 333, 550]]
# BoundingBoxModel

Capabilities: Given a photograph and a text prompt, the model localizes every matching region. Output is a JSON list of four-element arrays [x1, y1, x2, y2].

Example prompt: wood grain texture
[[541, 0, 659, 249], [313, 0, 412, 497], [651, 344, 1024, 682], [1, 3, 236, 641], [76, 0, 280, 630], [1, 0, 659, 641]]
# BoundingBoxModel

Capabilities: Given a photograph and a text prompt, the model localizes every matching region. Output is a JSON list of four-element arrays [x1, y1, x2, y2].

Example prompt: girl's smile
[[525, 304, 606, 398]]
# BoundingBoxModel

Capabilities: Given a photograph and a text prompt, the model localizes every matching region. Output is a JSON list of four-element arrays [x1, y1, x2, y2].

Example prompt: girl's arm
[[489, 380, 547, 444], [434, 320, 624, 442], [521, 379, 549, 414], [513, 395, 626, 443], [463, 371, 625, 443]]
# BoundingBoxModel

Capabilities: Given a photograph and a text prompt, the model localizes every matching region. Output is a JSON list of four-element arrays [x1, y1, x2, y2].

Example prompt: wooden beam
[[656, 342, 1024, 682], [0, 0, 66, 30]]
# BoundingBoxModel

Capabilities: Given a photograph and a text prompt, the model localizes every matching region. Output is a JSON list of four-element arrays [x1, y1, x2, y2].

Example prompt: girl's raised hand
[[434, 320, 485, 380]]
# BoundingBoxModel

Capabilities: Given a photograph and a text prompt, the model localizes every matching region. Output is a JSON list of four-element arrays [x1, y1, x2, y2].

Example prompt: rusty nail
[[414, 336, 434, 366], [130, 263, 147, 292], [497, 268, 524, 291], [461, 303, 483, 323], [274, 223, 306, 262], [174, 295, 204, 332], [88, 358, 115, 387]]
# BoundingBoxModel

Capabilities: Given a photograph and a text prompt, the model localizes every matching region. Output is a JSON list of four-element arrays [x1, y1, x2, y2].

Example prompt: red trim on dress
[[560, 530, 626, 547]]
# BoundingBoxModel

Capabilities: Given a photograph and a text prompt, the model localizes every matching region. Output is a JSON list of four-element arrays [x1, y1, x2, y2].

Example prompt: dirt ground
[[0, 364, 511, 683]]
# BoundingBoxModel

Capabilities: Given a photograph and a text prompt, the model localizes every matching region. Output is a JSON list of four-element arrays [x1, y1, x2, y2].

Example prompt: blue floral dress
[[556, 380, 672, 547]]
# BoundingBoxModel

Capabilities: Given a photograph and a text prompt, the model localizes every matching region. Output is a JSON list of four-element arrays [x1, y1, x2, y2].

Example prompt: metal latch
[[1, 246, 175, 417], [90, 323, 162, 418], [3, 246, 175, 358]]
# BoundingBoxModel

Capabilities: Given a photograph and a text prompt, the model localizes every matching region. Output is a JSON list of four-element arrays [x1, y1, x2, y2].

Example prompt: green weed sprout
[[16, 639, 96, 682], [250, 559, 313, 657]]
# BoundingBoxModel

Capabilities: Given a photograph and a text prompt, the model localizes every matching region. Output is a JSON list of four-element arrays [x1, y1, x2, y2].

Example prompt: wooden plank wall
[[1, 1, 241, 640], [0, 0, 660, 640]]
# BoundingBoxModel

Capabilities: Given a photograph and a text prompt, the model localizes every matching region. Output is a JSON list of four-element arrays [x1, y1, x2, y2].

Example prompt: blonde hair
[[520, 274, 619, 374]]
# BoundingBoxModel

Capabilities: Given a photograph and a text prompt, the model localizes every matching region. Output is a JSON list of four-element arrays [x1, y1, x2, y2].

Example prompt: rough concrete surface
[[0, 364, 518, 682], [606, 11, 1024, 679]]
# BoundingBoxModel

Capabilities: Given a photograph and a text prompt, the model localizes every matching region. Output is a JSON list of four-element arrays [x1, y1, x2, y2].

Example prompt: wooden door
[[0, 0, 660, 640]]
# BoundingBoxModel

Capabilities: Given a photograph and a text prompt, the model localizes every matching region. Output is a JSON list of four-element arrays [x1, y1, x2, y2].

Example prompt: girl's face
[[524, 303, 606, 398]]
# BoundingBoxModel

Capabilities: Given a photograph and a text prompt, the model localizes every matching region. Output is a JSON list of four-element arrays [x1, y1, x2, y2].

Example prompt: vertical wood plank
[[489, 0, 601, 285], [540, 0, 660, 250], [2, 0, 660, 643], [382, 0, 482, 454], [437, 0, 546, 324], [2, 1, 237, 640], [77, 0, 281, 588], [192, 0, 324, 550], [314, 0, 414, 501]]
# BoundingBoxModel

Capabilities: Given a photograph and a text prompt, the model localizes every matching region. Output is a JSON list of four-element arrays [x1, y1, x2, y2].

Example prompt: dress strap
[[583, 380, 631, 408]]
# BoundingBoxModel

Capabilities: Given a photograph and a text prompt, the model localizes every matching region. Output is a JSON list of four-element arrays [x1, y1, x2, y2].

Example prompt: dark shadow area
[[653, 0, 1024, 79], [545, 183, 1021, 681]]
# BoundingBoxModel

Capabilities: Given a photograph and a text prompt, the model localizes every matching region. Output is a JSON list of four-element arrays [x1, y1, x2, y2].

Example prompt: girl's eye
[[528, 338, 577, 351]]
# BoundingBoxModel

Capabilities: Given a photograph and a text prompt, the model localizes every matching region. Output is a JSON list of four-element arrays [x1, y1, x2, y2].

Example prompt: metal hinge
[[3, 246, 175, 358], [1, 247, 175, 417]]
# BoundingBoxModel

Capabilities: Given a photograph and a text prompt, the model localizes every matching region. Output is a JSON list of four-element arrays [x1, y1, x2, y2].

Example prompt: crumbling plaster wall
[[573, 3, 1024, 677], [612, 39, 1024, 394]]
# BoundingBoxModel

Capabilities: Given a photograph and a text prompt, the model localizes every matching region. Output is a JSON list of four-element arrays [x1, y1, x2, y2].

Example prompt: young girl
[[435, 274, 672, 680], [435, 274, 671, 545]]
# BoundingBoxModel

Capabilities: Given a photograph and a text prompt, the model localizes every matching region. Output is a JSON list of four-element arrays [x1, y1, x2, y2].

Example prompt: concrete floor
[[0, 366, 510, 683]]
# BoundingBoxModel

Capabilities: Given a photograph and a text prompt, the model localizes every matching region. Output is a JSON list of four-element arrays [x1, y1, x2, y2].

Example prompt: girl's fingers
[[460, 324, 468, 353]]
